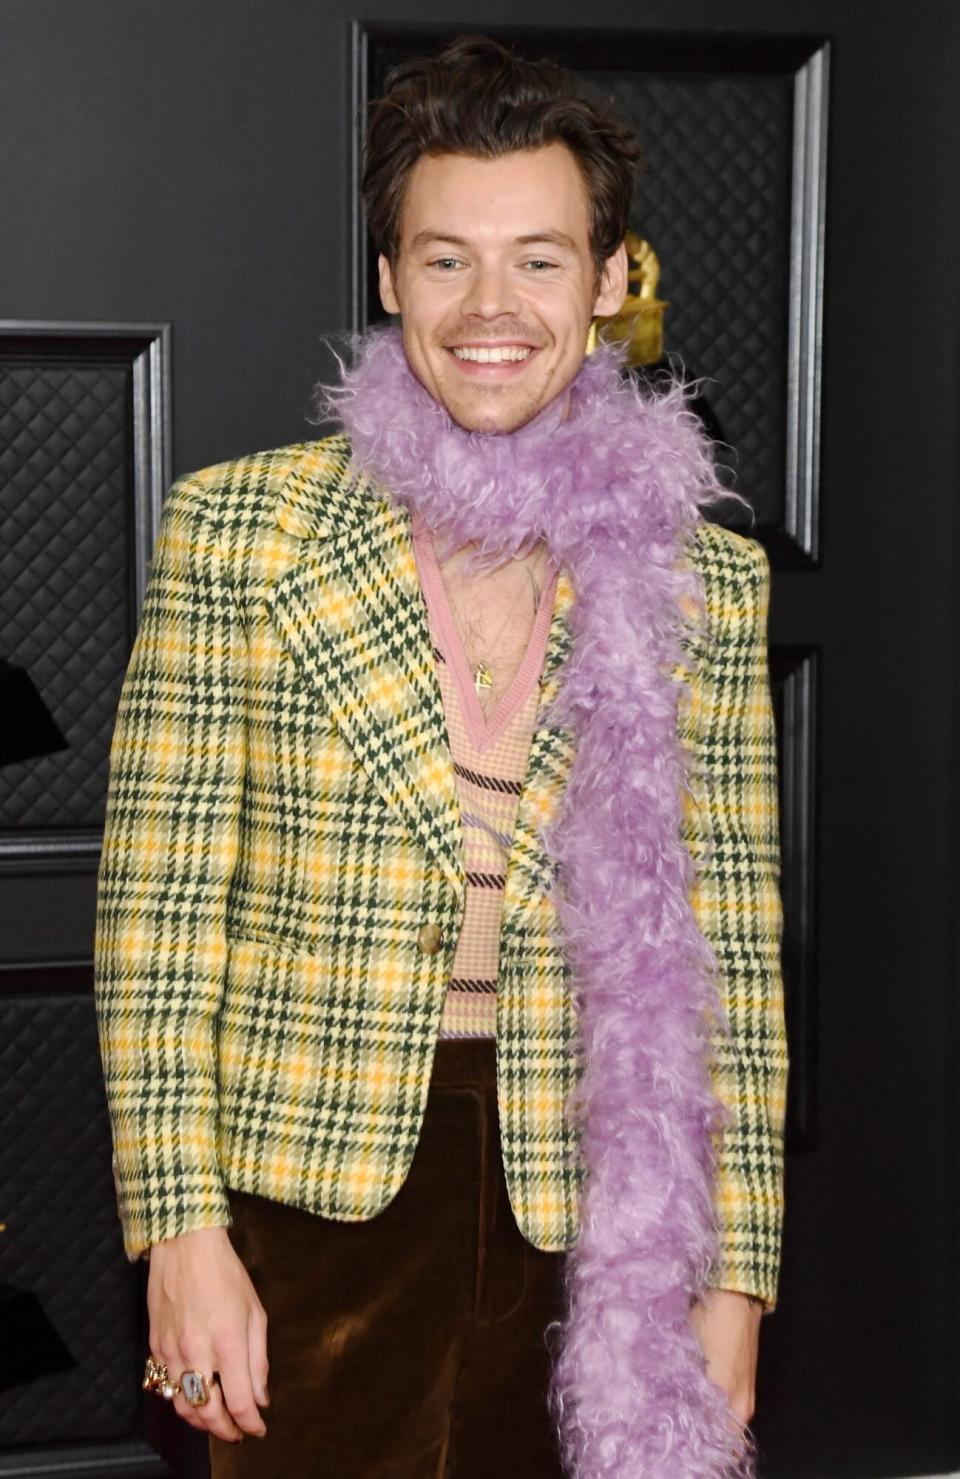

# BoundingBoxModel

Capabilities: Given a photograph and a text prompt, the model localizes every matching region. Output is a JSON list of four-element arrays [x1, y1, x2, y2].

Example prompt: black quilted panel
[[0, 359, 133, 832], [0, 996, 143, 1445], [581, 70, 793, 524]]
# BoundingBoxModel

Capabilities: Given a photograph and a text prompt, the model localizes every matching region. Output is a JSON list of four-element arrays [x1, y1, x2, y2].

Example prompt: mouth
[[445, 341, 541, 378]]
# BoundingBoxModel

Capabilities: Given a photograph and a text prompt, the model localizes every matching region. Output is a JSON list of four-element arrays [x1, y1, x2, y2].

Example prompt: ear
[[378, 254, 401, 316], [592, 241, 628, 318]]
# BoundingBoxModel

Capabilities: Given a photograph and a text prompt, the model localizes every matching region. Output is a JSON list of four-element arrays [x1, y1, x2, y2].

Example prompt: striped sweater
[[412, 516, 559, 1038]]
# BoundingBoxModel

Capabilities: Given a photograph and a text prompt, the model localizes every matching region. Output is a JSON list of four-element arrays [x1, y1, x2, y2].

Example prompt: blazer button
[[417, 922, 444, 955]]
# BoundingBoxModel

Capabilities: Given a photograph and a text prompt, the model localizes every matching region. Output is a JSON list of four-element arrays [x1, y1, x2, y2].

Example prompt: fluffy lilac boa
[[323, 326, 753, 1478]]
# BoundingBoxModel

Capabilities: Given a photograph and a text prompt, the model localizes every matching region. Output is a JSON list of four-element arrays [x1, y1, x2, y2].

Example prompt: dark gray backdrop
[[1, 2, 958, 1476]]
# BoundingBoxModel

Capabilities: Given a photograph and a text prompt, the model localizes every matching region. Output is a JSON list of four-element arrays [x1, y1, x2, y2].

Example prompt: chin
[[452, 408, 520, 435], [441, 387, 550, 437]]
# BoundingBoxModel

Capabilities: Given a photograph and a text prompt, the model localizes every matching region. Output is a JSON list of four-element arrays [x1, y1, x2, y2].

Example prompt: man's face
[[378, 143, 627, 434]]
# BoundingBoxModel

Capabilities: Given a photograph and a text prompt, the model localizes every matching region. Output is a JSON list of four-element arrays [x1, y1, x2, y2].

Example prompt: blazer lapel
[[502, 569, 577, 930], [267, 445, 709, 942], [268, 486, 464, 899]]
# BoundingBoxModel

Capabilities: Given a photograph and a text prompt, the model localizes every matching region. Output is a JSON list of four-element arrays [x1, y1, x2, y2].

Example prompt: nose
[[458, 259, 521, 320]]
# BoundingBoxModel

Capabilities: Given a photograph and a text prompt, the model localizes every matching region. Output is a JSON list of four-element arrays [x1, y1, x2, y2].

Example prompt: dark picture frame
[[770, 645, 819, 1152], [0, 321, 171, 873], [350, 24, 829, 569]]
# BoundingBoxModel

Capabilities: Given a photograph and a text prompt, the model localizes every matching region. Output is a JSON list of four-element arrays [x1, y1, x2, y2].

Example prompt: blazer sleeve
[[94, 476, 247, 1259], [685, 533, 788, 1313]]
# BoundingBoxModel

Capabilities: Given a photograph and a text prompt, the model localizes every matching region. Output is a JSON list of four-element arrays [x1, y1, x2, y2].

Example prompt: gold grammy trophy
[[587, 230, 668, 367]]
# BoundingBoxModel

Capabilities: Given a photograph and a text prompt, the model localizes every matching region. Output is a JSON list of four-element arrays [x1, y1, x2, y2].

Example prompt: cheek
[[528, 282, 594, 333], [399, 332, 437, 392], [402, 280, 462, 326]]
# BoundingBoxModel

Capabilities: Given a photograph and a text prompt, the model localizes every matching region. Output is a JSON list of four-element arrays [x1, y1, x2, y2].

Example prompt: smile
[[450, 345, 534, 363]]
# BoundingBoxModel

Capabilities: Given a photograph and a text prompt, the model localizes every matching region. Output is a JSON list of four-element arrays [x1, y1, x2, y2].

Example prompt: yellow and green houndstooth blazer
[[94, 433, 788, 1308]]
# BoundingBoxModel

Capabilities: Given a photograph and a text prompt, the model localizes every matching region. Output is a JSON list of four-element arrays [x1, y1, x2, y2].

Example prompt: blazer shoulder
[[688, 519, 769, 620], [161, 433, 359, 541]]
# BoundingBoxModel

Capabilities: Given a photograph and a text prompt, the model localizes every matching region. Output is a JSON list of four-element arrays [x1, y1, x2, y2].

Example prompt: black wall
[[2, 2, 959, 1476]]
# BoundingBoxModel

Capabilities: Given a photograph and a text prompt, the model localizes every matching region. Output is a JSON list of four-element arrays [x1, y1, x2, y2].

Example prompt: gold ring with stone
[[142, 1355, 180, 1400], [179, 1368, 214, 1408], [142, 1355, 167, 1393]]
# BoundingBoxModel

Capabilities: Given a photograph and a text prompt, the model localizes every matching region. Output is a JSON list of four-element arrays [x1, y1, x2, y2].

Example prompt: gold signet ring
[[180, 1369, 213, 1408]]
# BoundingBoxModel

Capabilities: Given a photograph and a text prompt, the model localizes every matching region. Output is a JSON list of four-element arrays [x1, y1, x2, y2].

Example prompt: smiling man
[[95, 35, 787, 1479], [377, 145, 626, 436]]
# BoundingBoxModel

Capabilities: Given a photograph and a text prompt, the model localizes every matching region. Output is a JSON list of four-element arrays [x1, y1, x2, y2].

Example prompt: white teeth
[[451, 345, 533, 363]]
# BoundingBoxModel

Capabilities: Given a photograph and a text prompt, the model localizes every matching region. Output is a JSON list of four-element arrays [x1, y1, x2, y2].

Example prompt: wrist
[[150, 1224, 231, 1259]]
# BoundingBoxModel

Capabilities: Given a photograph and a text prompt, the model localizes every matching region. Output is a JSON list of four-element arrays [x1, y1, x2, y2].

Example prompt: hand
[[147, 1224, 269, 1443], [688, 1286, 763, 1429]]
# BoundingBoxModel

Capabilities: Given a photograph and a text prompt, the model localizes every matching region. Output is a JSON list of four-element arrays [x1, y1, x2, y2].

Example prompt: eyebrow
[[409, 229, 578, 252]]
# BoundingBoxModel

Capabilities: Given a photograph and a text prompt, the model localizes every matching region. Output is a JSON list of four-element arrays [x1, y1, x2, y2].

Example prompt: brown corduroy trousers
[[209, 1038, 567, 1478]]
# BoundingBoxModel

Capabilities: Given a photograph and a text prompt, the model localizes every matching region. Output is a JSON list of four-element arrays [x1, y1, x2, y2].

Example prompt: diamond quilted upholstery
[[0, 358, 133, 832], [0, 996, 143, 1445], [580, 71, 792, 525]]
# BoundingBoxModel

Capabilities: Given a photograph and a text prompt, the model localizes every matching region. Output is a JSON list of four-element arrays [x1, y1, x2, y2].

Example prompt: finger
[[170, 1395, 210, 1434], [173, 1379, 245, 1443], [217, 1342, 267, 1437], [151, 1337, 208, 1427], [167, 1343, 245, 1443], [248, 1304, 269, 1408]]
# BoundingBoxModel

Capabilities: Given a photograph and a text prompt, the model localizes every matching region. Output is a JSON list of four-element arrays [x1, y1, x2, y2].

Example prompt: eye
[[523, 259, 557, 271], [429, 257, 463, 271]]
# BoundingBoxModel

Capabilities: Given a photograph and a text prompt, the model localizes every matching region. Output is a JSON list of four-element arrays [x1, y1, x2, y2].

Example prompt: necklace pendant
[[473, 662, 493, 695]]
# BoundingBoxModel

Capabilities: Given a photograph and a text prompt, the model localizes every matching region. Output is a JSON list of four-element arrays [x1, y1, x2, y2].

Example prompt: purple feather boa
[[322, 327, 754, 1478]]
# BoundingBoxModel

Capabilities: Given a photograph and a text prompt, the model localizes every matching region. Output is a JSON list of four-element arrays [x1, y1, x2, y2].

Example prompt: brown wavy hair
[[362, 35, 643, 282]]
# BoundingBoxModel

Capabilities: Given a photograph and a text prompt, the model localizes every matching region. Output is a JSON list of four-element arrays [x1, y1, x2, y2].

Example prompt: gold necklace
[[440, 545, 549, 696], [472, 661, 494, 696], [466, 554, 549, 695]]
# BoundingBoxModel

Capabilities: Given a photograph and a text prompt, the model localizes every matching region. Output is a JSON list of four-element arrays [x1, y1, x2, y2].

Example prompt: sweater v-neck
[[411, 510, 559, 754]]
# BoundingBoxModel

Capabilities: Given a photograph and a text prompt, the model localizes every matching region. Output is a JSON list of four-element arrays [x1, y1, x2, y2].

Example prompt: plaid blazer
[[94, 433, 788, 1308]]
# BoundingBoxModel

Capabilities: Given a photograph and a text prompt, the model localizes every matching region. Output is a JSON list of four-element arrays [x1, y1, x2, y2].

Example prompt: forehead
[[398, 143, 592, 250]]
